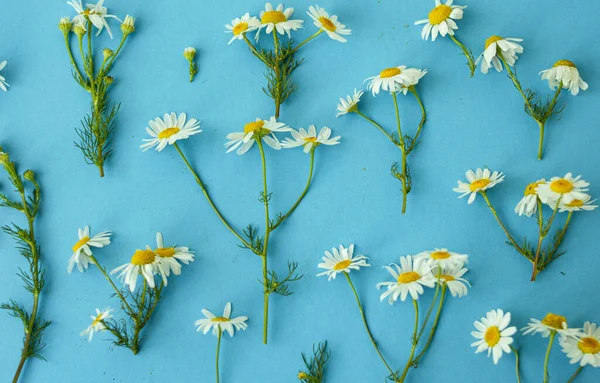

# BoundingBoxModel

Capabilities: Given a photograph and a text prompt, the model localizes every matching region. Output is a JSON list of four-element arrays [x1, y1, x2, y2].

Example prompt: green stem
[[481, 192, 523, 254], [500, 55, 536, 118], [283, 30, 323, 59], [448, 34, 476, 77], [243, 35, 268, 65], [412, 285, 446, 365], [416, 278, 440, 342], [408, 87, 427, 152], [392, 92, 408, 214], [510, 346, 522, 383], [216, 329, 222, 383], [273, 32, 281, 118], [63, 33, 86, 85], [356, 111, 396, 144], [538, 87, 562, 160], [257, 140, 271, 345], [531, 197, 562, 281], [87, 20, 94, 76], [399, 299, 419, 383], [89, 255, 134, 314], [567, 366, 584, 383], [104, 34, 127, 73], [543, 332, 556, 383], [537, 121, 545, 161]]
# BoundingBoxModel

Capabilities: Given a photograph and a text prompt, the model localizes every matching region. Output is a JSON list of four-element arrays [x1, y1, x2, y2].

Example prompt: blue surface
[[0, 0, 599, 382]]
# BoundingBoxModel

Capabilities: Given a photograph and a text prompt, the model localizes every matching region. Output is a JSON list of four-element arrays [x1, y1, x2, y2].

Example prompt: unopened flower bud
[[23, 170, 35, 182], [183, 47, 196, 62], [104, 76, 114, 85], [103, 48, 114, 60], [73, 23, 87, 37], [0, 151, 9, 166], [121, 15, 136, 35], [59, 17, 73, 34]]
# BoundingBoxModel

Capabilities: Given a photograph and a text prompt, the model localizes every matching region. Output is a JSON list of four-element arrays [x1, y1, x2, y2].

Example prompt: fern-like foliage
[[298, 341, 331, 383]]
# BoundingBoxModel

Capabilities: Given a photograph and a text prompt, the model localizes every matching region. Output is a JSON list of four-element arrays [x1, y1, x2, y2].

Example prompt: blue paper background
[[1, 0, 599, 382]]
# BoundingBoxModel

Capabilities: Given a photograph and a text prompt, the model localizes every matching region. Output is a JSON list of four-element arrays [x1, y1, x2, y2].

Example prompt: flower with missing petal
[[453, 168, 505, 204], [225, 117, 290, 155], [540, 60, 588, 96], [336, 89, 363, 117], [557, 194, 597, 213], [281, 125, 340, 153], [317, 244, 369, 281], [522, 313, 581, 338], [257, 3, 303, 39], [67, 0, 122, 39], [560, 321, 600, 367], [514, 179, 545, 217], [435, 263, 470, 298], [140, 112, 202, 152], [475, 36, 524, 74], [307, 5, 351, 43], [365, 66, 427, 96], [69, 226, 112, 273], [194, 302, 248, 337], [414, 0, 466, 42], [471, 309, 517, 364], [225, 13, 260, 44], [377, 255, 435, 303], [153, 232, 194, 278], [415, 248, 468, 268], [80, 307, 113, 341]]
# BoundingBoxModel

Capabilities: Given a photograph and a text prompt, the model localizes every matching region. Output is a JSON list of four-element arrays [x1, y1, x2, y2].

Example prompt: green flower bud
[[103, 48, 114, 60], [59, 17, 73, 34], [0, 151, 9, 166], [73, 23, 87, 37], [121, 15, 136, 35], [23, 170, 35, 182], [184, 47, 196, 62]]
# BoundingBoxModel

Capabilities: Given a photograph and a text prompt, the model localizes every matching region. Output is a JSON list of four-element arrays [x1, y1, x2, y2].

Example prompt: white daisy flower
[[415, 248, 468, 268], [414, 0, 466, 42], [317, 244, 369, 281], [80, 307, 113, 341], [522, 313, 581, 338], [365, 66, 427, 96], [377, 255, 436, 303], [514, 179, 545, 217], [225, 13, 260, 44], [476, 36, 524, 74], [557, 194, 598, 213], [392, 69, 428, 95], [307, 5, 351, 43], [140, 112, 202, 152], [453, 168, 505, 204], [111, 249, 160, 292], [225, 117, 290, 155], [0, 61, 9, 92], [336, 89, 363, 117], [435, 263, 470, 298], [281, 125, 340, 153], [540, 60, 588, 96], [67, 0, 122, 39], [560, 321, 600, 367], [153, 232, 195, 278], [194, 302, 248, 337], [471, 309, 517, 364], [536, 173, 590, 205], [69, 226, 112, 273], [257, 3, 303, 39]]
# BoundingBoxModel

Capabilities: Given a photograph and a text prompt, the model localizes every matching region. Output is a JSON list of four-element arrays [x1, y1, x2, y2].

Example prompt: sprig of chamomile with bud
[[337, 65, 428, 214], [0, 147, 51, 383], [183, 47, 198, 82], [225, 3, 351, 118], [317, 244, 470, 382], [69, 229, 194, 355], [139, 112, 341, 344], [297, 341, 331, 383], [454, 168, 596, 281], [58, 0, 136, 177], [475, 36, 588, 160]]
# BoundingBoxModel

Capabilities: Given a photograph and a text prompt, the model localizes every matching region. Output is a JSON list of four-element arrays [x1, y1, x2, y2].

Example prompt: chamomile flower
[[436, 263, 470, 298], [336, 89, 363, 117], [317, 244, 369, 281], [557, 194, 598, 213], [560, 321, 600, 367], [365, 66, 426, 96], [514, 179, 545, 217], [153, 232, 194, 278], [281, 125, 340, 153], [68, 0, 122, 39], [377, 255, 435, 303], [536, 173, 589, 205], [392, 69, 428, 95], [307, 5, 351, 43], [257, 3, 303, 39], [69, 226, 112, 273], [80, 307, 113, 341], [140, 112, 202, 152], [225, 117, 290, 155], [0, 61, 9, 92], [225, 13, 260, 44], [415, 248, 468, 268], [522, 313, 581, 338], [414, 0, 466, 41], [471, 309, 517, 364], [111, 249, 160, 292], [476, 36, 524, 74], [194, 302, 248, 337], [453, 168, 505, 204], [540, 60, 588, 96]]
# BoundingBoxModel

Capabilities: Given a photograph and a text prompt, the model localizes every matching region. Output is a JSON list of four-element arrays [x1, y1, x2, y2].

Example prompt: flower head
[[536, 173, 589, 206], [453, 168, 504, 204], [0, 60, 9, 92], [560, 321, 600, 367], [225, 117, 290, 155], [141, 112, 202, 152], [80, 307, 113, 341], [225, 13, 260, 44], [317, 244, 369, 281], [435, 263, 470, 298], [415, 248, 468, 268], [59, 16, 73, 34], [153, 232, 194, 278], [194, 302, 248, 337], [365, 66, 426, 96], [392, 69, 427, 95], [111, 249, 160, 292], [307, 5, 351, 43], [475, 36, 524, 74], [514, 179, 545, 217], [257, 3, 303, 40], [471, 309, 517, 364], [540, 60, 588, 96], [183, 47, 197, 61], [68, 226, 112, 273], [121, 15, 135, 35], [282, 125, 340, 153], [377, 255, 435, 303], [556, 194, 597, 213], [522, 313, 581, 338], [336, 89, 363, 117], [415, 0, 466, 41], [67, 0, 122, 39]]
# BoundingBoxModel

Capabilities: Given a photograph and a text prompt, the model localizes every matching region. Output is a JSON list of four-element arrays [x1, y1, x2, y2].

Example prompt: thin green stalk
[[448, 34, 476, 77], [412, 285, 447, 365], [499, 55, 536, 118], [257, 140, 272, 345], [273, 32, 281, 118], [87, 20, 94, 76], [283, 30, 323, 59], [216, 329, 223, 383], [89, 255, 134, 314], [538, 87, 562, 160], [509, 346, 522, 383], [392, 93, 408, 214], [481, 192, 523, 254], [416, 280, 440, 342], [104, 34, 127, 73], [408, 88, 427, 152], [399, 300, 419, 383], [531, 197, 561, 281], [243, 35, 268, 65], [567, 366, 584, 383], [356, 111, 396, 144], [543, 332, 556, 383], [63, 34, 85, 85]]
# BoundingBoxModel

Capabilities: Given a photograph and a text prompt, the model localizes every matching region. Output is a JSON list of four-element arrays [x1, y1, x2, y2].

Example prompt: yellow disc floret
[[233, 22, 249, 36], [72, 236, 90, 252], [158, 127, 181, 139], [430, 251, 451, 260], [380, 67, 401, 78], [470, 178, 491, 192], [262, 10, 286, 24], [398, 271, 421, 284], [554, 60, 576, 68], [428, 4, 452, 25], [333, 259, 352, 270], [485, 36, 503, 49], [131, 249, 156, 266], [541, 313, 567, 330], [578, 337, 600, 354], [155, 247, 176, 258], [484, 326, 501, 347], [549, 179, 574, 194], [318, 16, 336, 32]]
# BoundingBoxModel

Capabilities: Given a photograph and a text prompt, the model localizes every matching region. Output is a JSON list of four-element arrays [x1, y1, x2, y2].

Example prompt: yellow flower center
[[549, 179, 573, 194], [565, 199, 584, 207], [155, 247, 176, 258], [318, 16, 336, 32], [233, 22, 248, 36], [469, 178, 490, 192], [484, 326, 501, 347], [158, 127, 181, 139], [380, 67, 401, 78], [439, 274, 455, 282], [430, 251, 451, 260], [397, 271, 421, 284], [72, 236, 90, 252], [554, 60, 576, 68], [428, 4, 452, 25], [578, 337, 600, 354], [525, 181, 543, 196], [485, 35, 503, 49], [83, 9, 91, 16], [131, 249, 156, 266], [541, 313, 567, 330], [333, 259, 352, 271], [261, 10, 287, 24], [244, 120, 265, 134], [212, 317, 229, 322], [304, 137, 317, 143], [91, 313, 104, 327]]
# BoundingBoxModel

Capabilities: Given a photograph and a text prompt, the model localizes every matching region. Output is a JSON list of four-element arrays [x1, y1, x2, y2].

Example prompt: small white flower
[[471, 309, 517, 364], [365, 66, 427, 96], [476, 36, 524, 74], [140, 112, 202, 152], [522, 313, 581, 338], [153, 232, 195, 278], [415, 248, 468, 268], [67, 0, 122, 39], [540, 60, 588, 96], [514, 179, 545, 217], [536, 173, 590, 205], [225, 13, 260, 44], [0, 61, 9, 92], [281, 125, 340, 153], [336, 89, 363, 117], [111, 249, 160, 292], [257, 3, 303, 40], [560, 321, 600, 367], [80, 307, 113, 342], [377, 255, 436, 303], [307, 5, 351, 43], [194, 302, 248, 337], [557, 194, 597, 213], [453, 168, 505, 204], [317, 244, 369, 281], [69, 226, 112, 273], [225, 117, 290, 155], [435, 263, 470, 298], [414, 0, 466, 42]]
